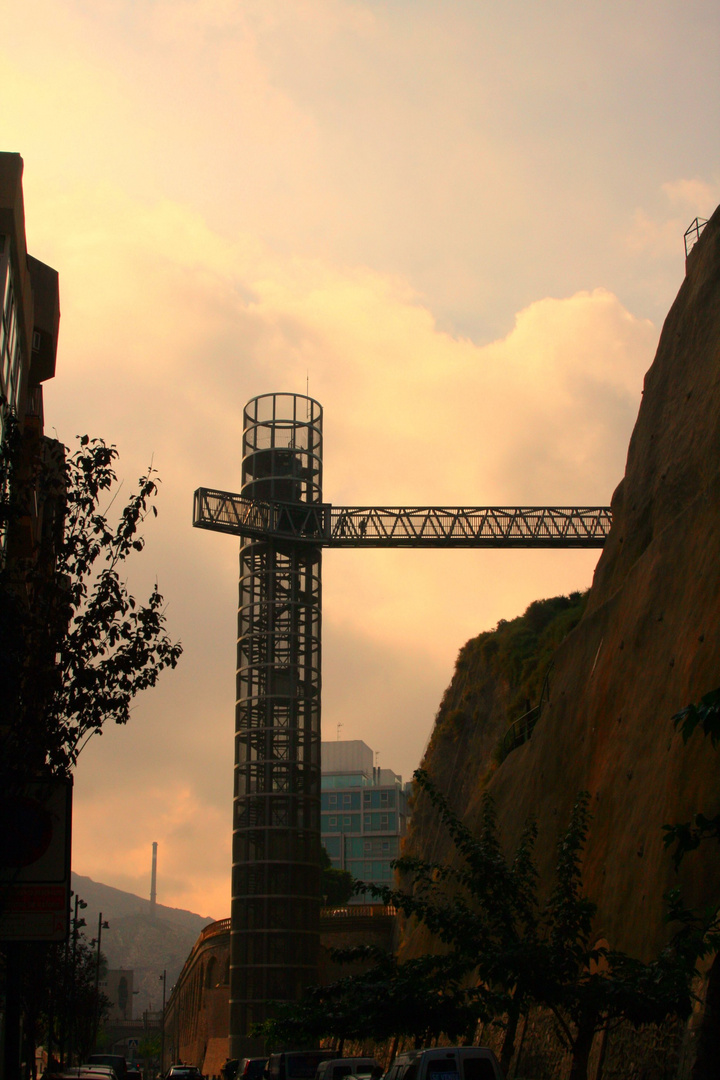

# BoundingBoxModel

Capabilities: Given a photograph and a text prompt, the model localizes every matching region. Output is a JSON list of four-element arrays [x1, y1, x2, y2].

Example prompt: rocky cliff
[[402, 206, 720, 964]]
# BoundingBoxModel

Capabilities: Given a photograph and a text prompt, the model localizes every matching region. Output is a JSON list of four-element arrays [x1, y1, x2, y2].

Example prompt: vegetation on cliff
[[428, 591, 587, 761]]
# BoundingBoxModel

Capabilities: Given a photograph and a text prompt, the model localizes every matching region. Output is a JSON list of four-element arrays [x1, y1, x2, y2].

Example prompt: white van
[[384, 1048, 503, 1080], [315, 1060, 381, 1080]]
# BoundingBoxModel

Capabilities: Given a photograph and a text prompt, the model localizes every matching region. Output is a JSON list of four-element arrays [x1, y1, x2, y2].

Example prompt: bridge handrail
[[193, 489, 612, 549]]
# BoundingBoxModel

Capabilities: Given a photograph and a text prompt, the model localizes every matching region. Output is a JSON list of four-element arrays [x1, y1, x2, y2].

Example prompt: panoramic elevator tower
[[231, 393, 323, 1049], [195, 392, 612, 1053]]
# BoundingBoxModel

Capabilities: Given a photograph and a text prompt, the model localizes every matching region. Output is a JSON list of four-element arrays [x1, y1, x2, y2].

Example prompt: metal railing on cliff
[[685, 217, 708, 260], [501, 663, 553, 759]]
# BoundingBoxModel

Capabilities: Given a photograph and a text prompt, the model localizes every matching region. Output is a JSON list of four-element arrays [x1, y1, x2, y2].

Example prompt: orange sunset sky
[[3, 0, 719, 918]]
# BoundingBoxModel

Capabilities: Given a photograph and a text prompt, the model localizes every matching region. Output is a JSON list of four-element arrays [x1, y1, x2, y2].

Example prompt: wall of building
[[104, 970, 135, 1021], [321, 740, 373, 778], [320, 741, 409, 902], [163, 920, 231, 1075]]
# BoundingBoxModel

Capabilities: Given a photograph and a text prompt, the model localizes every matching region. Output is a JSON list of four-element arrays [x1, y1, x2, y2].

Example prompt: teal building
[[320, 740, 410, 901]]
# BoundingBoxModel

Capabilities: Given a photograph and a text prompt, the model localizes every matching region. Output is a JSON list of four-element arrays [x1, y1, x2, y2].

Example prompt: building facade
[[320, 741, 410, 901], [163, 919, 232, 1077], [0, 151, 60, 575], [0, 152, 59, 438]]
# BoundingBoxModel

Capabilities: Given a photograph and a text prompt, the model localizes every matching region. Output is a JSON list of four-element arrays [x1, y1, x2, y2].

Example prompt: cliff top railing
[[685, 216, 709, 259], [194, 489, 612, 549]]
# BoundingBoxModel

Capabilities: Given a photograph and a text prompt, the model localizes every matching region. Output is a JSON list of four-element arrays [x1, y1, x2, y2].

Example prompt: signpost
[[0, 777, 73, 942], [1, 777, 72, 1080]]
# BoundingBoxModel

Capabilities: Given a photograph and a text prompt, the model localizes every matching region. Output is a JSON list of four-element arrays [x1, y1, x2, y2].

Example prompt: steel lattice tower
[[194, 391, 613, 1054], [231, 393, 323, 1049]]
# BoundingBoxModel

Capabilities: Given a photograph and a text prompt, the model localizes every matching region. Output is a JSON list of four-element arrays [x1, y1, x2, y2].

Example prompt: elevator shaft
[[196, 392, 612, 1055], [231, 394, 323, 1055]]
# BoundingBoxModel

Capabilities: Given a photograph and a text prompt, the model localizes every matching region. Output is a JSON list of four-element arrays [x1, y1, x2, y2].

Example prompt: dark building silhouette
[[0, 152, 59, 442]]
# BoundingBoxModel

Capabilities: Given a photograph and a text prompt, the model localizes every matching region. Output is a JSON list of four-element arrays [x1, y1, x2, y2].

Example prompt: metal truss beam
[[193, 487, 612, 549]]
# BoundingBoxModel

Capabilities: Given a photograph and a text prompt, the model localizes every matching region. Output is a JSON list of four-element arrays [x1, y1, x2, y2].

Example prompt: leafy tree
[[138, 1032, 161, 1066], [0, 413, 183, 781], [663, 688, 720, 865], [18, 915, 111, 1074], [662, 689, 720, 1080], [368, 772, 698, 1080], [320, 846, 355, 906], [1, 410, 181, 1077], [536, 794, 696, 1080], [382, 771, 542, 1073], [252, 947, 493, 1053]]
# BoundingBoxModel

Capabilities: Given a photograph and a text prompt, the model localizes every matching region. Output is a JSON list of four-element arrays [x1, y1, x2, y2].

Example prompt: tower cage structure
[[195, 392, 615, 1053], [231, 393, 323, 1050]]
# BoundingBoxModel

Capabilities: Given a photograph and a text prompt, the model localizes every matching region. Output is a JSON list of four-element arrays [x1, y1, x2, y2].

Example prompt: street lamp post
[[94, 913, 110, 1046], [68, 894, 87, 1064], [159, 970, 167, 1077]]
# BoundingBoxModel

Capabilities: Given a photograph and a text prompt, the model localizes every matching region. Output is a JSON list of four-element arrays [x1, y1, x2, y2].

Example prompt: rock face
[[404, 207, 720, 962]]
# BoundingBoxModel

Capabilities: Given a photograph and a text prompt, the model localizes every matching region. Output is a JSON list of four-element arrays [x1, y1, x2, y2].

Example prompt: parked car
[[165, 1069, 203, 1080], [81, 1068, 120, 1080], [56, 1070, 119, 1080], [126, 1066, 142, 1080], [316, 1059, 381, 1080], [238, 1060, 267, 1080], [87, 1056, 128, 1080], [267, 1051, 335, 1080], [55, 1072, 117, 1080], [383, 1048, 503, 1080]]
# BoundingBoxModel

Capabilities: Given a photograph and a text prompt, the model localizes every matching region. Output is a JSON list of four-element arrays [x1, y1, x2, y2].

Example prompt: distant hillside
[[72, 873, 215, 1015]]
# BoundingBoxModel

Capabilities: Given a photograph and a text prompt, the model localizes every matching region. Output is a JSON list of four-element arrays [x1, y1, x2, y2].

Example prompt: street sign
[[0, 778, 72, 941]]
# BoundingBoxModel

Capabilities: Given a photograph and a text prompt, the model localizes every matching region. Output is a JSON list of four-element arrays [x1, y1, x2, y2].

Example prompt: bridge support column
[[230, 394, 323, 1055]]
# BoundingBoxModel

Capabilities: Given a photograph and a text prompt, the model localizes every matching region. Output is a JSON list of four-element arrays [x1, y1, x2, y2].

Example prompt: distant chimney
[[150, 842, 158, 917]]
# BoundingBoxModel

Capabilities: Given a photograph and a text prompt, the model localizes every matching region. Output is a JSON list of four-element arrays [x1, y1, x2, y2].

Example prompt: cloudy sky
[[4, 0, 719, 919]]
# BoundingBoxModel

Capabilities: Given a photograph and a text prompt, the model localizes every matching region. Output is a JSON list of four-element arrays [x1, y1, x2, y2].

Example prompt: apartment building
[[320, 739, 410, 901]]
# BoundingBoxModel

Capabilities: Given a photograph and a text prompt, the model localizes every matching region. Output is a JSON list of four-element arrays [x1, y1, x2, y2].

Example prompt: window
[[343, 816, 351, 827], [462, 1060, 496, 1080], [380, 791, 389, 807], [380, 814, 389, 828], [363, 815, 371, 829], [329, 816, 337, 827], [329, 794, 337, 806], [342, 794, 351, 807]]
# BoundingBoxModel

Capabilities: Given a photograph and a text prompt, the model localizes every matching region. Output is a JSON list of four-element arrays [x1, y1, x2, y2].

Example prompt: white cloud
[[49, 188, 658, 912], [6, 0, 715, 914]]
